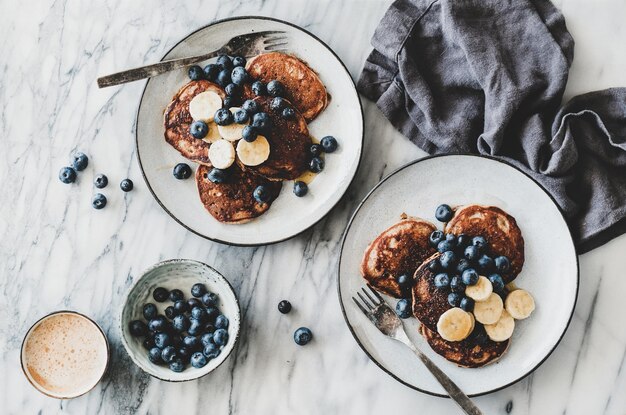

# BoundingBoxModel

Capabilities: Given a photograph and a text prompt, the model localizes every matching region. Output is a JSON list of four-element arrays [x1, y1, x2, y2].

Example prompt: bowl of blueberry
[[120, 259, 241, 381]]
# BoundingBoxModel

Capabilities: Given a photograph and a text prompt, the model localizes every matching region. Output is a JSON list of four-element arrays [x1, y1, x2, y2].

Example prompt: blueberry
[[203, 343, 220, 359], [395, 299, 411, 319], [173, 163, 192, 180], [428, 259, 442, 273], [92, 193, 107, 209], [169, 289, 184, 302], [203, 63, 219, 81], [142, 337, 155, 350], [185, 318, 201, 336], [205, 307, 220, 322], [190, 352, 208, 368], [173, 300, 189, 314], [230, 66, 248, 85], [293, 327, 312, 346], [200, 332, 214, 347], [253, 185, 271, 203], [147, 316, 168, 332], [270, 97, 286, 111], [233, 109, 249, 124], [242, 99, 259, 114], [190, 307, 206, 323], [278, 300, 292, 314], [214, 108, 233, 126], [59, 167, 77, 184], [188, 65, 204, 80], [456, 258, 472, 274], [188, 298, 201, 309], [225, 83, 240, 97], [148, 347, 162, 363], [251, 81, 266, 96], [309, 144, 323, 158], [183, 335, 201, 350], [488, 273, 505, 292], [460, 297, 475, 312], [190, 120, 209, 139], [170, 333, 183, 348], [397, 274, 412, 288], [72, 152, 89, 171], [205, 168, 228, 184], [215, 315, 229, 329], [437, 240, 455, 253], [201, 292, 218, 307], [293, 181, 308, 197], [153, 287, 169, 302], [457, 234, 470, 248], [120, 179, 133, 192], [178, 346, 192, 360], [477, 255, 495, 273], [461, 268, 479, 286], [320, 136, 338, 153], [172, 314, 190, 332], [191, 283, 206, 298], [216, 69, 231, 87], [282, 107, 295, 119], [154, 332, 172, 349], [445, 233, 457, 245], [464, 245, 480, 261], [94, 174, 108, 189], [494, 256, 510, 273], [309, 157, 325, 173], [129, 320, 147, 337], [161, 345, 177, 363], [435, 204, 453, 222], [213, 328, 229, 346], [434, 273, 450, 289], [252, 112, 272, 132], [472, 236, 488, 250], [164, 306, 177, 320], [216, 55, 233, 71], [447, 292, 462, 307], [427, 231, 443, 248], [232, 56, 246, 68], [450, 275, 466, 293], [169, 358, 186, 372], [267, 80, 285, 97], [223, 95, 238, 108], [241, 125, 258, 143], [440, 250, 457, 270], [143, 303, 158, 320]]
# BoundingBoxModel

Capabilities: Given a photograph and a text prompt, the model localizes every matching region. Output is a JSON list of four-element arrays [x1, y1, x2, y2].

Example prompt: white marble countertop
[[2, 0, 626, 414]]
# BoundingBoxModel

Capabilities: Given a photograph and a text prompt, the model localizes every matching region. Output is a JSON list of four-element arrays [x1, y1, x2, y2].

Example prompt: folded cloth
[[358, 0, 626, 253]]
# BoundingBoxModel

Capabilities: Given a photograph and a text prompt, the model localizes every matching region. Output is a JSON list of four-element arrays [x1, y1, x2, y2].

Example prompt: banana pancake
[[164, 80, 225, 165], [360, 216, 437, 298], [241, 96, 311, 181], [412, 254, 451, 332], [245, 52, 328, 122], [445, 205, 524, 282], [196, 164, 282, 224], [420, 324, 510, 368]]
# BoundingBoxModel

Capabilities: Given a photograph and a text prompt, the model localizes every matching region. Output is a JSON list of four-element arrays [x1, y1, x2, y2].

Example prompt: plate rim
[[336, 153, 580, 397], [135, 15, 364, 247]]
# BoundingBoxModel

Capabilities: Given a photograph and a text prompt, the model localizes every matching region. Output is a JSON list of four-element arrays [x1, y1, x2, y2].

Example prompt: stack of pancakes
[[164, 52, 329, 224], [361, 206, 525, 368]]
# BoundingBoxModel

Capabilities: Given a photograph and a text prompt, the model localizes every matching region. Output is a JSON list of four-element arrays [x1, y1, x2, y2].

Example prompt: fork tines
[[352, 285, 384, 315]]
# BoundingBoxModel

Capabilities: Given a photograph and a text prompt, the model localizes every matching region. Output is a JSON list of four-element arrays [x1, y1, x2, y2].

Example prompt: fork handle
[[97, 50, 222, 88], [408, 343, 483, 415]]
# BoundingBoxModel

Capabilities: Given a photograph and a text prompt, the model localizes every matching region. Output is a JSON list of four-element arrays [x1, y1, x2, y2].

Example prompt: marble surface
[[1, 0, 625, 414]]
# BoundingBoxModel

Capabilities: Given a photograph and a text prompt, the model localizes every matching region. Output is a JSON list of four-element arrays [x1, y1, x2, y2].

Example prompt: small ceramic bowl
[[120, 259, 241, 381]]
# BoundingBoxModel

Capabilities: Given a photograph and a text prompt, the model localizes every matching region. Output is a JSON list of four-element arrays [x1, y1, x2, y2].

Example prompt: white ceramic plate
[[136, 17, 363, 245], [338, 155, 578, 396]]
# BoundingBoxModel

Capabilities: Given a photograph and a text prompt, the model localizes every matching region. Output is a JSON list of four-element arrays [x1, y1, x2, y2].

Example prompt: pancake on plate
[[164, 80, 225, 165], [411, 254, 451, 332], [445, 205, 524, 282], [245, 52, 328, 122], [360, 216, 437, 298], [196, 164, 282, 224]]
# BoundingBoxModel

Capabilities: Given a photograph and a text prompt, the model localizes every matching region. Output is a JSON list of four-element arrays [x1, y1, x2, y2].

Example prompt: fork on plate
[[353, 285, 483, 415], [97, 30, 287, 88]]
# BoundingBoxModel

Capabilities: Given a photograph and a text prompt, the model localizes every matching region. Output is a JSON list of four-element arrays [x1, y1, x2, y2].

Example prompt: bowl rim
[[20, 310, 110, 399], [119, 258, 241, 382]]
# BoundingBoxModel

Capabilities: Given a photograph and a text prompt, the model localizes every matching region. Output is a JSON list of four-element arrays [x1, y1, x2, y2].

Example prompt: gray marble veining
[[1, 0, 626, 414]]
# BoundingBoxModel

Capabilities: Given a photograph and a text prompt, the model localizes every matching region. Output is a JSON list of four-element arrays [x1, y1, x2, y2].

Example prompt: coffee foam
[[22, 312, 108, 398]]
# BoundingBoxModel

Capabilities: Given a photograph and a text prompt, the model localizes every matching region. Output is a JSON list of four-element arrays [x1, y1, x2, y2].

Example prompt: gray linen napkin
[[358, 0, 626, 253]]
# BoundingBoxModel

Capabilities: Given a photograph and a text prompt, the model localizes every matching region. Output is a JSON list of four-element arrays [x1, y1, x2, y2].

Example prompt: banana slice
[[208, 139, 235, 169], [218, 107, 249, 142], [189, 91, 222, 123], [468, 312, 475, 334], [484, 309, 515, 342], [236, 135, 270, 166], [437, 308, 473, 342], [473, 293, 503, 325], [505, 289, 535, 320], [202, 122, 222, 144], [465, 276, 493, 302]]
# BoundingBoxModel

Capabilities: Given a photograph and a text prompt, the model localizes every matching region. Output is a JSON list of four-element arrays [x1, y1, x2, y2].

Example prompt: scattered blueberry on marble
[[94, 174, 108, 189], [309, 157, 325, 173], [253, 185, 271, 203], [293, 181, 308, 197], [251, 81, 266, 96], [173, 163, 192, 180], [278, 300, 292, 314], [293, 327, 313, 346], [267, 80, 285, 97], [120, 179, 133, 192], [188, 65, 204, 81], [59, 167, 77, 184], [395, 299, 411, 319], [92, 193, 107, 210], [435, 204, 453, 222], [72, 152, 89, 171], [190, 120, 209, 139], [320, 136, 338, 153], [153, 287, 169, 302]]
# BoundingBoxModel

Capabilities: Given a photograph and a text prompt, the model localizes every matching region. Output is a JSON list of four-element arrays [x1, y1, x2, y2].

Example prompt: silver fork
[[97, 30, 287, 88], [353, 285, 483, 415]]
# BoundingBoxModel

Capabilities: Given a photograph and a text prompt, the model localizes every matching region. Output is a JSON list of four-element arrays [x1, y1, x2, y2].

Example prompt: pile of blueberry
[[277, 300, 313, 346], [128, 283, 230, 372], [59, 151, 134, 209], [428, 204, 510, 312]]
